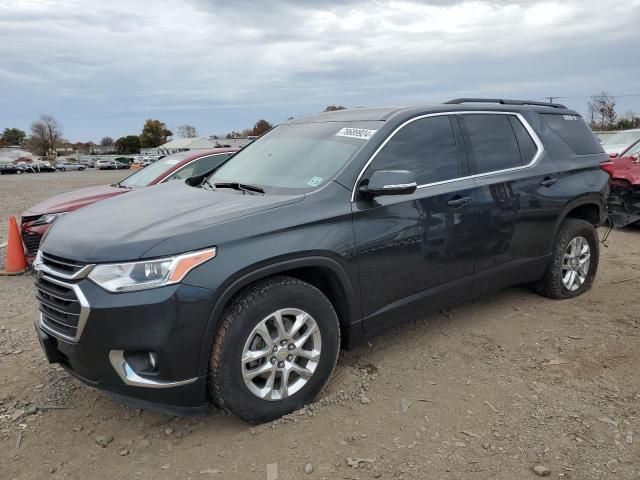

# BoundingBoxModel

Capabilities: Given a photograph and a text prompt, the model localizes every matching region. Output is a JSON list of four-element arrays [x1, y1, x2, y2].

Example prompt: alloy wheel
[[562, 236, 591, 291], [241, 308, 321, 401]]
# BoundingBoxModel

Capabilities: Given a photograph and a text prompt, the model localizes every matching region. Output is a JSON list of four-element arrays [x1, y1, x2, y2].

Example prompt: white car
[[602, 129, 640, 156]]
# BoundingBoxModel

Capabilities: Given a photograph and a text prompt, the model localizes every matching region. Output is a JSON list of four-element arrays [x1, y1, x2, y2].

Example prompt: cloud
[[0, 0, 639, 139]]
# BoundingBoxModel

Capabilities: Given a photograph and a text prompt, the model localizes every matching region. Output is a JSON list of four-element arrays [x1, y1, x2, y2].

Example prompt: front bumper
[[35, 274, 218, 411]]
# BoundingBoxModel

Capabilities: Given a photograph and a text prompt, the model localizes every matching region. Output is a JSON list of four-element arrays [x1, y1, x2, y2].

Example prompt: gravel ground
[[1, 171, 639, 479]]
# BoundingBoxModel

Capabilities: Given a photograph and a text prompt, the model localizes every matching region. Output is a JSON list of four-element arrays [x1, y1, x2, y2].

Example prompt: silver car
[[56, 162, 86, 171]]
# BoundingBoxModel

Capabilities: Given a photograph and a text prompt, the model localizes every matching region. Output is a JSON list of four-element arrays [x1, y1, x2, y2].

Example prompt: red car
[[607, 141, 640, 228], [21, 147, 238, 258]]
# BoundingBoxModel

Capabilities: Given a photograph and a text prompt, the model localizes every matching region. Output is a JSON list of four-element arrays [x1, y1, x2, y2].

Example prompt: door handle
[[447, 196, 472, 208], [540, 177, 557, 187]]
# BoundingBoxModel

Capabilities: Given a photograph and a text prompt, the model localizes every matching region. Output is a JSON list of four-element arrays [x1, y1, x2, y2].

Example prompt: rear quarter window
[[541, 114, 603, 155]]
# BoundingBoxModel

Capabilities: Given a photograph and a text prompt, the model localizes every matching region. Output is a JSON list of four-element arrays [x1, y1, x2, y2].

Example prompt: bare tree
[[177, 124, 198, 138], [100, 136, 114, 147], [588, 92, 617, 130], [30, 115, 63, 163]]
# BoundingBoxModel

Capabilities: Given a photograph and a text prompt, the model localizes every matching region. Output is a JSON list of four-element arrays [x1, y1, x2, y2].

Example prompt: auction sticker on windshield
[[335, 128, 377, 140]]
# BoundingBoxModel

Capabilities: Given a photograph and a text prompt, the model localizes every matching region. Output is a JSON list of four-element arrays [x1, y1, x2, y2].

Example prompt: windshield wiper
[[214, 182, 265, 195], [201, 177, 216, 191], [111, 182, 131, 189]]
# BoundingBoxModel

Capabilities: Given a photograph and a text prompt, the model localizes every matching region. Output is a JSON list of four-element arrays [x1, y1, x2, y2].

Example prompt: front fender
[[193, 254, 361, 378]]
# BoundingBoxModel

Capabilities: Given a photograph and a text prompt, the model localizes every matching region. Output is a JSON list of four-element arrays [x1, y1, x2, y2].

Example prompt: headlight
[[88, 248, 216, 292], [37, 212, 68, 225]]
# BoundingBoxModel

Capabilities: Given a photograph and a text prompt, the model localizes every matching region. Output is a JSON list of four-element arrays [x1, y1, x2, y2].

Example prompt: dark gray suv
[[33, 99, 611, 423]]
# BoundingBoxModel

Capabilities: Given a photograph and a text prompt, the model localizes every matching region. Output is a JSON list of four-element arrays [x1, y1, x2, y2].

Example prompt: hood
[[611, 156, 640, 185], [23, 184, 128, 217], [41, 181, 304, 262]]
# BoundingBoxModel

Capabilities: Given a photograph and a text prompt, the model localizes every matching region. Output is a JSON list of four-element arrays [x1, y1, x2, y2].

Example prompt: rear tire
[[210, 276, 340, 424], [534, 218, 599, 299]]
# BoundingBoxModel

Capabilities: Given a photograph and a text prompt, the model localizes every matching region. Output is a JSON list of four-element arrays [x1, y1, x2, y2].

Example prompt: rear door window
[[366, 115, 460, 185], [508, 116, 538, 164], [541, 114, 603, 155], [461, 114, 523, 174]]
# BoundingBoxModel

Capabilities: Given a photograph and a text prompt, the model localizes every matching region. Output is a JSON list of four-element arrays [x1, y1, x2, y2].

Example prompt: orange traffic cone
[[0, 216, 28, 275]]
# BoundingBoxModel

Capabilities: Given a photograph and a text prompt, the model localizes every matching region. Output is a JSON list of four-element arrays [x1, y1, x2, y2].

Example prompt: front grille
[[41, 253, 87, 275], [22, 231, 42, 256], [36, 276, 82, 340], [21, 215, 42, 223]]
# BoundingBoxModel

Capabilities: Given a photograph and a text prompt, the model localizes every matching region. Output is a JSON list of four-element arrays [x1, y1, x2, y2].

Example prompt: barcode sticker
[[336, 128, 377, 140]]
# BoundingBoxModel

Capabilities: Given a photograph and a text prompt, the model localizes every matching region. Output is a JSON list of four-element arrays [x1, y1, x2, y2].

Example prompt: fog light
[[148, 352, 158, 370]]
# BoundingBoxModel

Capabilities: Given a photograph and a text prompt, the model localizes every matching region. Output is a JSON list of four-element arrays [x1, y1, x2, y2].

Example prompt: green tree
[[250, 119, 273, 136], [1, 127, 27, 146], [139, 119, 173, 148], [612, 112, 640, 131], [115, 135, 141, 154]]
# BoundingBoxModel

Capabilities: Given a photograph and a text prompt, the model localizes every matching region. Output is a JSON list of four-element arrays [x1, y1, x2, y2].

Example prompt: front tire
[[534, 218, 599, 299], [210, 276, 340, 423]]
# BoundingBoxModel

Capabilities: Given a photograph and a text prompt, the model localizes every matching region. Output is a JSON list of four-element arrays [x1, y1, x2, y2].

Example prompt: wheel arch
[[555, 195, 605, 232], [196, 255, 361, 378]]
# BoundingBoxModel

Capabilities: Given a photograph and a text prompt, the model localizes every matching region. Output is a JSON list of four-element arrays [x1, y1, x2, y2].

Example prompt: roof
[[287, 100, 579, 124], [288, 107, 402, 123], [172, 147, 240, 162], [159, 137, 253, 150], [160, 137, 211, 149]]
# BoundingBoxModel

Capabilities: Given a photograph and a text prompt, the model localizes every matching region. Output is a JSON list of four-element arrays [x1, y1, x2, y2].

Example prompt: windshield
[[623, 140, 640, 157], [120, 154, 188, 188], [603, 130, 640, 146], [209, 121, 383, 192]]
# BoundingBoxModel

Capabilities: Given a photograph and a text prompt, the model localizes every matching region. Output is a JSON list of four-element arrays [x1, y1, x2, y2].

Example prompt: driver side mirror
[[359, 170, 417, 197]]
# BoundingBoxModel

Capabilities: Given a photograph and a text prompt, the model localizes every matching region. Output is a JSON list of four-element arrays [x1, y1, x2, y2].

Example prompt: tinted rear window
[[541, 114, 603, 155]]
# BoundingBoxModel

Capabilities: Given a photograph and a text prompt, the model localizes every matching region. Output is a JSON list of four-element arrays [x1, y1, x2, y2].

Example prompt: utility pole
[[546, 96, 559, 104]]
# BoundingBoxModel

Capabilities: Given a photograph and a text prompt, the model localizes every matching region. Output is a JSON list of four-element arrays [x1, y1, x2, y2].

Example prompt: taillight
[[600, 161, 616, 177]]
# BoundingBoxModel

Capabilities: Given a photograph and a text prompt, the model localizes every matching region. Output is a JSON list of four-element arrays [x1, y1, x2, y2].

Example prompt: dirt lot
[[1, 170, 639, 479]]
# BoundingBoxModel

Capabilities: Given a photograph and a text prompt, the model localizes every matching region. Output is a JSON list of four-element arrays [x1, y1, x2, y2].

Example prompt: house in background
[[141, 136, 254, 156]]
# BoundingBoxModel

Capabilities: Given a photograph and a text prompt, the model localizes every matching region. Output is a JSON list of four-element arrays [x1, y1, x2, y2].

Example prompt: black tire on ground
[[210, 275, 340, 424], [534, 218, 599, 299], [61, 167, 65, 171]]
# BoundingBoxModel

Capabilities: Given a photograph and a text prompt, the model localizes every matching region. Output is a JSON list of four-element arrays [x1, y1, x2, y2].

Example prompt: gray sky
[[1, 0, 639, 142]]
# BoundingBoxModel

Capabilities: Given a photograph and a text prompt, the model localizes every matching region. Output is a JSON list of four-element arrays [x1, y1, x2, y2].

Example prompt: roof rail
[[445, 98, 567, 109]]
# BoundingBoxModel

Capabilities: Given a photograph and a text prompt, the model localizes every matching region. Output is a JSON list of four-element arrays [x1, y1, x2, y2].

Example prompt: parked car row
[[95, 159, 128, 170], [28, 99, 613, 423], [0, 162, 57, 174]]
